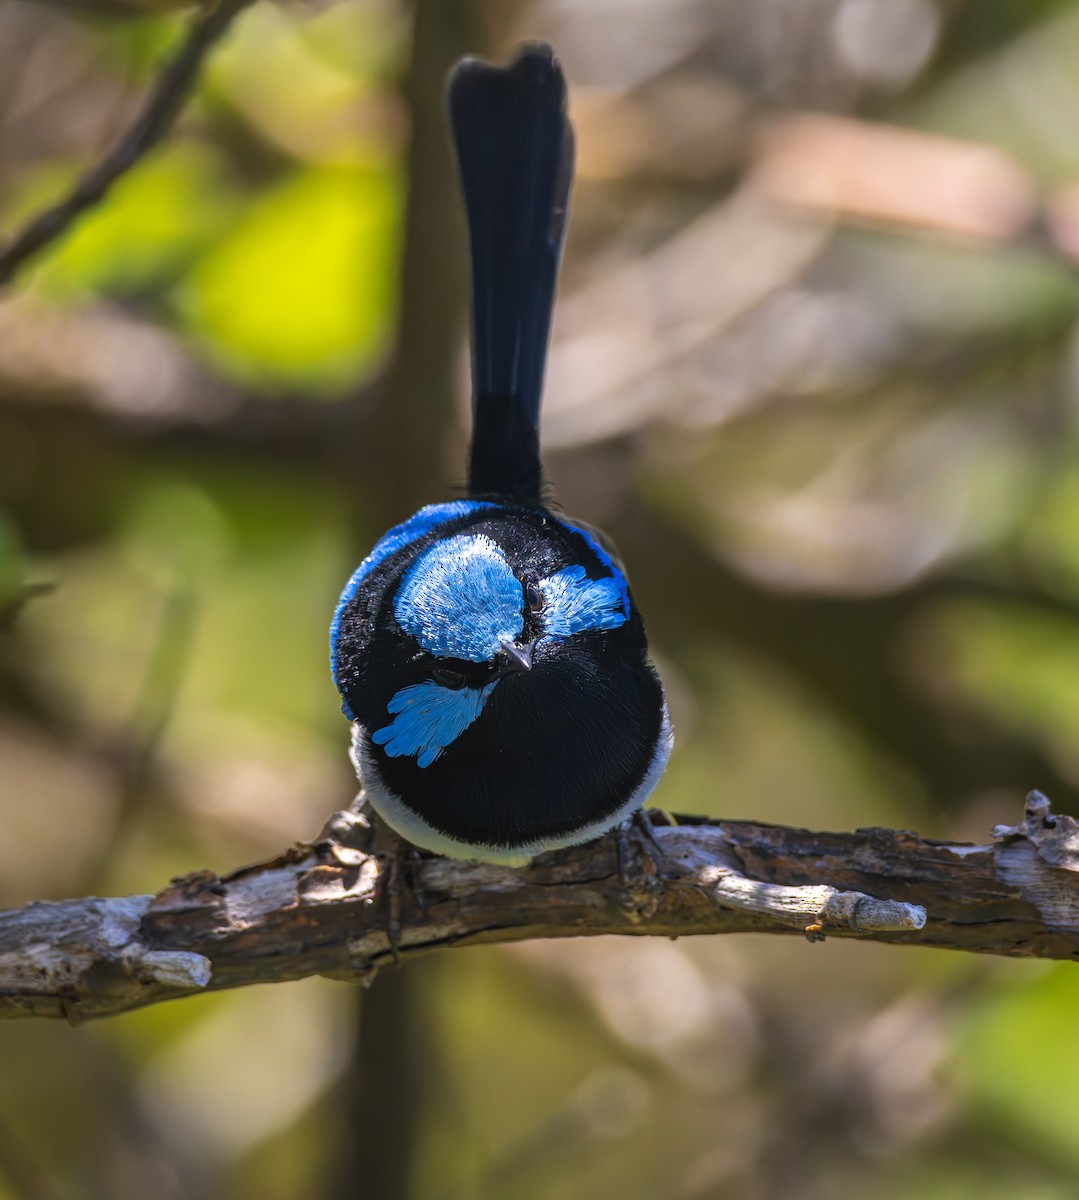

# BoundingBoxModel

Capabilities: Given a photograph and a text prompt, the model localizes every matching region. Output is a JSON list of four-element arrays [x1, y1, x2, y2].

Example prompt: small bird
[[330, 42, 671, 864]]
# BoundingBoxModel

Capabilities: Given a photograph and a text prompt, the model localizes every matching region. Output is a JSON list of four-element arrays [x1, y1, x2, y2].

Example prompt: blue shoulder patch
[[394, 534, 523, 661], [372, 678, 498, 768], [539, 564, 628, 640], [557, 517, 631, 618], [329, 500, 496, 716]]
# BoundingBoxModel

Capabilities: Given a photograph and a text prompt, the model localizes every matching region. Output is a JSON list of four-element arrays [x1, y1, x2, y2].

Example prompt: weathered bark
[[2, 792, 1078, 1023]]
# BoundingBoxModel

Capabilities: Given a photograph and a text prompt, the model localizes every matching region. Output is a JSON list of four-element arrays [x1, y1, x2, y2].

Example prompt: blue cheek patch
[[372, 679, 498, 768], [539, 564, 629, 639], [394, 534, 524, 661]]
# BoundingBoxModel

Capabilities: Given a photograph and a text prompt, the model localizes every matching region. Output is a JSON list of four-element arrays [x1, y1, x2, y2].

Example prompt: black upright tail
[[448, 42, 574, 503]]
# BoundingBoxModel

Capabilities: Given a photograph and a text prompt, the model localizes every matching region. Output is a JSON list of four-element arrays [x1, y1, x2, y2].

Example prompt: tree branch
[[0, 0, 256, 287], [748, 112, 1079, 274], [3, 791, 1078, 1022]]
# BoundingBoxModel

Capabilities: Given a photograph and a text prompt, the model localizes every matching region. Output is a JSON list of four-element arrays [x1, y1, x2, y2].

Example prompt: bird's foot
[[617, 806, 674, 886], [381, 835, 427, 963], [383, 839, 404, 962]]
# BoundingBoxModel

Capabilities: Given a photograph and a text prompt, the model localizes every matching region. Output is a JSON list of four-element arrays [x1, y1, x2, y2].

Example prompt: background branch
[[0, 0, 255, 286], [3, 791, 1077, 1024]]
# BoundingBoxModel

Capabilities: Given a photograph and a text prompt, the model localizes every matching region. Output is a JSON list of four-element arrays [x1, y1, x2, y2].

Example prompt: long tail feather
[[448, 42, 574, 502]]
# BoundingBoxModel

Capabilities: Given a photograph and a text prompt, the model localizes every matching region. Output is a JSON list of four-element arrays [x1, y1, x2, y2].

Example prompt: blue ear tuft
[[538, 565, 629, 640]]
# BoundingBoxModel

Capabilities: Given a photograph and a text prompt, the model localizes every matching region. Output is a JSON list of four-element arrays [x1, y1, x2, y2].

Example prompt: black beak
[[498, 638, 536, 674]]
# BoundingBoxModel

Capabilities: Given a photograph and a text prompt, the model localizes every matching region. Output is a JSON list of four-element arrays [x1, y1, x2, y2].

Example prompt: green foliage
[[178, 164, 399, 390], [16, 143, 238, 299], [963, 965, 1079, 1168], [928, 599, 1079, 775], [911, 4, 1079, 181]]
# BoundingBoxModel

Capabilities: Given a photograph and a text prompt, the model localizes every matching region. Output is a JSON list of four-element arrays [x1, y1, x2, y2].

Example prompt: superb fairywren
[[330, 43, 671, 864]]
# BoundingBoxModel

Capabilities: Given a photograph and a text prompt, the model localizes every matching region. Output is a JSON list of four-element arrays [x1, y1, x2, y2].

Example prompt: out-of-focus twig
[[0, 582, 55, 634], [749, 112, 1079, 271], [0, 0, 256, 287], [81, 585, 197, 893]]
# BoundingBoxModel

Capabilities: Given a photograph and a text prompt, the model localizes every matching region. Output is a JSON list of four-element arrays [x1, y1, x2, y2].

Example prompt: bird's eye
[[525, 582, 545, 613], [431, 666, 466, 689]]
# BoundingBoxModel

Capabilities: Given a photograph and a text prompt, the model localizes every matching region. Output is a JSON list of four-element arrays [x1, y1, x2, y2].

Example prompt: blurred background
[[4, 0, 1079, 1196]]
